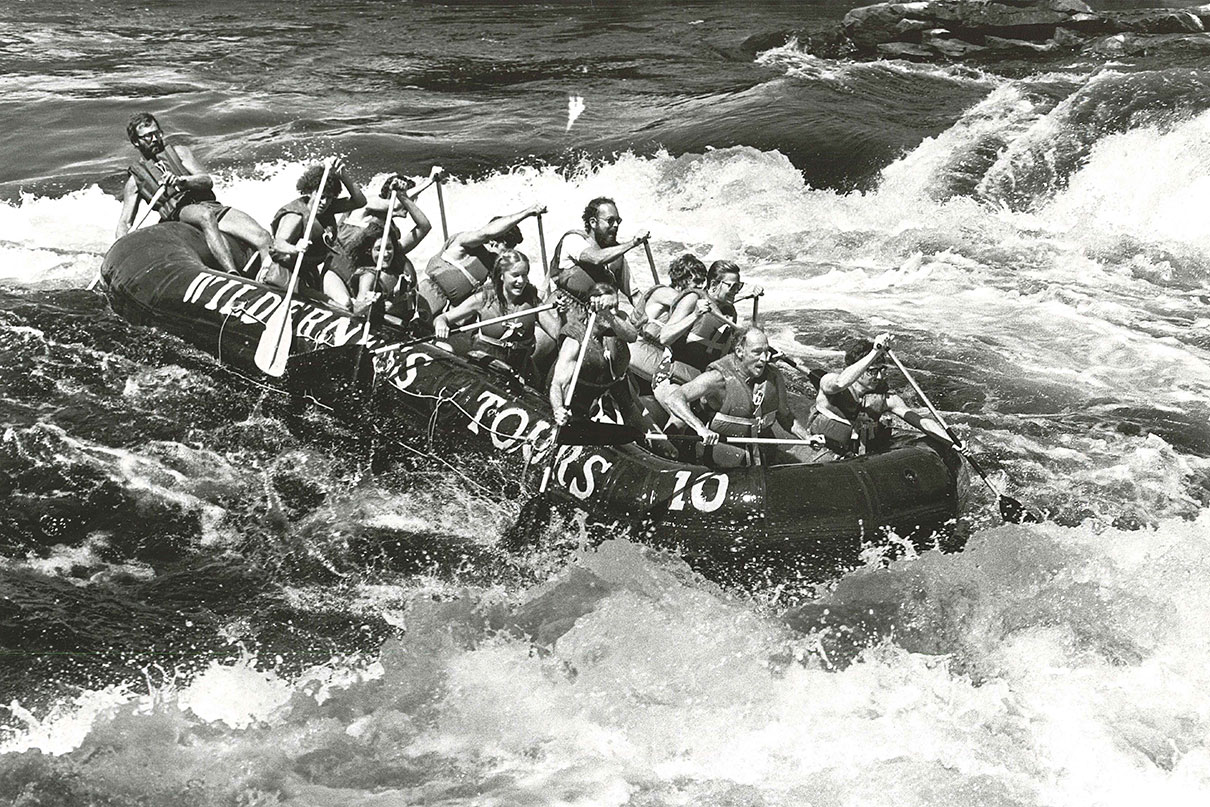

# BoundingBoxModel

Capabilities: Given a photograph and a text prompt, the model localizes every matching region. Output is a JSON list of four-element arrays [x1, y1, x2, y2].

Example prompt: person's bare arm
[[549, 337, 581, 424], [821, 333, 892, 395], [274, 212, 305, 245], [433, 290, 485, 339], [599, 308, 637, 343], [170, 145, 215, 192], [658, 291, 704, 346], [394, 194, 431, 253], [662, 370, 727, 444], [458, 204, 545, 251], [328, 159, 367, 215], [885, 393, 955, 445], [115, 175, 140, 238], [577, 231, 648, 269]]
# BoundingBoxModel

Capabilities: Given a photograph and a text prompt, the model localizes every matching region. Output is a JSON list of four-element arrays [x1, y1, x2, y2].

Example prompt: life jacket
[[272, 197, 338, 269], [127, 146, 217, 221], [632, 284, 678, 341], [423, 235, 497, 307], [698, 353, 782, 439], [326, 221, 408, 287], [808, 383, 892, 456], [668, 289, 737, 371], [550, 230, 627, 304], [472, 285, 540, 364], [557, 319, 630, 415]]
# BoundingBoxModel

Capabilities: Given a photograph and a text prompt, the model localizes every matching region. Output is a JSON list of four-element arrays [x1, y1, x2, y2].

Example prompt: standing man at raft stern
[[549, 282, 669, 450], [662, 326, 819, 469], [807, 333, 954, 462], [418, 202, 547, 315], [117, 112, 296, 276], [269, 159, 366, 291]]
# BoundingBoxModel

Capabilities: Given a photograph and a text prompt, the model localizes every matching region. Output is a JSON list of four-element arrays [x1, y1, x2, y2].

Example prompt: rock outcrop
[[812, 1, 1210, 62]]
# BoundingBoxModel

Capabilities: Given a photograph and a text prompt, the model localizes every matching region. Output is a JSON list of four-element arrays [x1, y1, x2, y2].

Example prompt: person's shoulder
[[561, 231, 589, 251]]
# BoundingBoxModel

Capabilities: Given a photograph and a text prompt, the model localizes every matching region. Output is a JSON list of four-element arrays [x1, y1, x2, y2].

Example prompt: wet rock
[[1106, 9, 1204, 35], [1083, 32, 1210, 58], [984, 34, 1059, 53], [835, 0, 1210, 63], [876, 41, 936, 58]]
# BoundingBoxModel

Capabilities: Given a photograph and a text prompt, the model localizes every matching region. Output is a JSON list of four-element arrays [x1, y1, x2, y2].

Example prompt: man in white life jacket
[[116, 112, 296, 277], [807, 333, 954, 461], [418, 203, 546, 315], [662, 326, 820, 468]]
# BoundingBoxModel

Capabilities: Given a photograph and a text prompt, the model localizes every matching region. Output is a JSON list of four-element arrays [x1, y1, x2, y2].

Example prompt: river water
[[3, 1, 1210, 804]]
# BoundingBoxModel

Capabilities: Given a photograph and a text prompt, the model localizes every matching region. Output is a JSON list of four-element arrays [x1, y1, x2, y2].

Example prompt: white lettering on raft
[[668, 470, 729, 513], [182, 272, 366, 347]]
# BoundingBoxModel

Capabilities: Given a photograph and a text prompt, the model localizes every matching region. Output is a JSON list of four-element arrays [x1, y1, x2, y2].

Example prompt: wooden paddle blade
[[999, 495, 1040, 524], [255, 299, 294, 377], [556, 421, 645, 446]]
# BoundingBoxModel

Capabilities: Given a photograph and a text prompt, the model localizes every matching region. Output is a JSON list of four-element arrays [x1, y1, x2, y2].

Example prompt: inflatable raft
[[99, 223, 965, 583]]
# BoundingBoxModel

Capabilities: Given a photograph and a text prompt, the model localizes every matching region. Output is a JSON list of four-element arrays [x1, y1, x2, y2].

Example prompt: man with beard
[[116, 112, 296, 277], [661, 326, 820, 468], [548, 197, 647, 311]]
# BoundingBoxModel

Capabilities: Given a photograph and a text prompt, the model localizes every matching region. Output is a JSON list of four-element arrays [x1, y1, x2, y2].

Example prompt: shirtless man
[[116, 112, 294, 276]]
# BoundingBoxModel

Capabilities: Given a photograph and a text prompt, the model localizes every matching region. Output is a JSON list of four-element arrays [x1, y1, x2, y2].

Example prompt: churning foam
[[4, 527, 1210, 805]]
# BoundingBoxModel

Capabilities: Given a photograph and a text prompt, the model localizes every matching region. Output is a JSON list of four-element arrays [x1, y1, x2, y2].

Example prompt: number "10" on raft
[[668, 470, 728, 513]]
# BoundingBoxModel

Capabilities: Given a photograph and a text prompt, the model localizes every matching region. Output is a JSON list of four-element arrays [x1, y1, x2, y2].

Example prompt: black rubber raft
[[100, 223, 966, 584]]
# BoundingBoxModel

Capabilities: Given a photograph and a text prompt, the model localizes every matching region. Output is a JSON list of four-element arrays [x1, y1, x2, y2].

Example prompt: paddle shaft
[[886, 349, 1003, 496], [372, 302, 557, 353], [435, 175, 449, 241], [646, 433, 821, 447], [643, 240, 658, 286], [360, 190, 400, 342], [257, 160, 333, 376], [132, 183, 169, 231], [537, 213, 549, 276], [541, 310, 598, 492]]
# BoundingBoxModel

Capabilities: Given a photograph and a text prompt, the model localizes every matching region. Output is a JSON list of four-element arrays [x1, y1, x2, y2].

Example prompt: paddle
[[642, 239, 659, 286], [371, 302, 556, 354], [435, 171, 449, 241], [89, 183, 169, 291], [886, 349, 1039, 524], [131, 182, 169, 231], [646, 432, 823, 447], [539, 310, 598, 493], [360, 189, 399, 342], [255, 159, 333, 378], [536, 212, 550, 277]]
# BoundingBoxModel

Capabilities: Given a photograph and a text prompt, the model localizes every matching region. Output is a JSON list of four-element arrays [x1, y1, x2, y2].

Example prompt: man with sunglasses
[[654, 260, 757, 379], [548, 197, 646, 312], [117, 112, 297, 277], [808, 333, 951, 460]]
